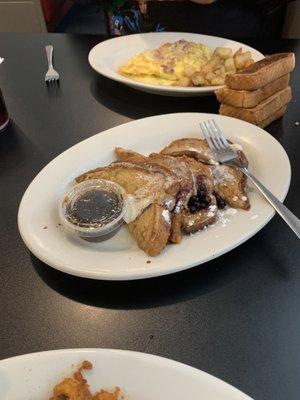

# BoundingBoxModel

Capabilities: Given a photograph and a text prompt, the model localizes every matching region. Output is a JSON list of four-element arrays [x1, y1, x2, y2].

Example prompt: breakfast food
[[220, 86, 292, 127], [225, 53, 295, 91], [73, 137, 250, 256], [119, 40, 254, 87], [49, 361, 120, 400], [217, 52, 295, 128], [216, 74, 290, 108]]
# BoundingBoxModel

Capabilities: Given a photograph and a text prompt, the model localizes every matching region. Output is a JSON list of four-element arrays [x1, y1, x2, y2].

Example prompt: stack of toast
[[216, 53, 295, 128], [76, 138, 250, 257]]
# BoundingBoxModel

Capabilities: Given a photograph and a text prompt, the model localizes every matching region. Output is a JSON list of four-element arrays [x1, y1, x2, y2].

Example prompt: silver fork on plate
[[45, 45, 59, 83], [200, 119, 300, 239]]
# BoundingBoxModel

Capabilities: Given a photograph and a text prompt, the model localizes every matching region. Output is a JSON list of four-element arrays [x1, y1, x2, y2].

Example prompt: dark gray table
[[0, 33, 299, 400]]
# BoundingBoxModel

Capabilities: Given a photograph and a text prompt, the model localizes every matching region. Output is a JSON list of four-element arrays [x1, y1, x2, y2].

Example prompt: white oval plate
[[0, 348, 253, 400], [88, 32, 264, 97], [18, 113, 291, 281]]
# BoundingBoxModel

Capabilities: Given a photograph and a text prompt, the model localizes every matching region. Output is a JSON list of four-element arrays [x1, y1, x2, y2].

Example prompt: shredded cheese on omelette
[[118, 40, 211, 86]]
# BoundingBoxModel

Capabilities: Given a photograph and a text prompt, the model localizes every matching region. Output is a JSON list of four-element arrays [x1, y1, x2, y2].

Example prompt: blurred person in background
[[105, 0, 292, 38]]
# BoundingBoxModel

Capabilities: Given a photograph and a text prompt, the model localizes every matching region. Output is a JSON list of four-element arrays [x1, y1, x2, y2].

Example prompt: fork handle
[[241, 167, 300, 239], [45, 45, 53, 69]]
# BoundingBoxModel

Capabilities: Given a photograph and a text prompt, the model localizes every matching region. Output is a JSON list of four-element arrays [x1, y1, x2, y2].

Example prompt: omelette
[[118, 40, 212, 86]]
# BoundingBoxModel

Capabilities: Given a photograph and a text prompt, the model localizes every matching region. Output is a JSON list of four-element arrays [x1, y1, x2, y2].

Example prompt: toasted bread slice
[[114, 149, 182, 197], [149, 153, 194, 197], [115, 147, 148, 163], [176, 156, 214, 194], [76, 162, 176, 256], [76, 161, 179, 198], [220, 86, 291, 126], [169, 212, 182, 244], [114, 149, 189, 243], [213, 165, 250, 210], [128, 204, 171, 256], [160, 138, 217, 165], [114, 149, 196, 244], [225, 53, 295, 90], [258, 105, 287, 128], [216, 74, 290, 108], [149, 153, 196, 244], [181, 197, 217, 234]]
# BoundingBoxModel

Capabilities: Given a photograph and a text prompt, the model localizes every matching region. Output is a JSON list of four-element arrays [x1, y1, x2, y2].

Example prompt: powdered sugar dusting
[[213, 165, 234, 185], [162, 209, 171, 224], [226, 208, 237, 216]]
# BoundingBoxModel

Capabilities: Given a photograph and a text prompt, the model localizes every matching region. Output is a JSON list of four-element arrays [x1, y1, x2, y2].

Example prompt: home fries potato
[[118, 40, 254, 87]]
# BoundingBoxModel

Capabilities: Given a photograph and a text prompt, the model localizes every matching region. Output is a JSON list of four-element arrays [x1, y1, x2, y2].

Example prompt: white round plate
[[0, 348, 253, 400], [88, 32, 264, 96], [18, 113, 291, 281]]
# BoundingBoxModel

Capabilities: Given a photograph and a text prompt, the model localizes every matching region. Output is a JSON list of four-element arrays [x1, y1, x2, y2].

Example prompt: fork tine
[[200, 122, 217, 154], [204, 121, 221, 152], [207, 120, 226, 150], [212, 119, 230, 148]]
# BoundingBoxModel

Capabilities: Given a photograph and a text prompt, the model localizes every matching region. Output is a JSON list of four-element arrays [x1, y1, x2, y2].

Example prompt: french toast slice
[[115, 147, 148, 163], [115, 149, 194, 244], [181, 197, 217, 234], [176, 156, 214, 194], [160, 138, 217, 165], [115, 148, 192, 198], [213, 164, 250, 210], [148, 153, 195, 244], [176, 156, 217, 233], [128, 203, 171, 256], [149, 153, 194, 196], [76, 162, 175, 256], [168, 141, 250, 211], [76, 161, 179, 198], [169, 212, 182, 244]]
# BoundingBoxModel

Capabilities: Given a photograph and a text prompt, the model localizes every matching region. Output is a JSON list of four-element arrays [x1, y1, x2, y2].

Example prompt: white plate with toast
[[0, 348, 253, 400], [88, 32, 264, 96], [18, 113, 291, 280]]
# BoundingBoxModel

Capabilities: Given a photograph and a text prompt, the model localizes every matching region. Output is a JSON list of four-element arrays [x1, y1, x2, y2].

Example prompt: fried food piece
[[213, 47, 233, 60], [49, 361, 93, 400], [181, 197, 217, 234], [115, 147, 148, 164], [169, 212, 182, 244], [224, 57, 236, 74], [171, 156, 216, 234], [148, 153, 196, 244], [76, 162, 179, 204], [128, 203, 171, 256], [77, 159, 177, 256], [213, 165, 250, 210], [149, 153, 194, 197], [160, 138, 217, 165], [176, 156, 214, 194], [115, 149, 192, 198], [234, 51, 252, 70], [115, 149, 197, 244], [93, 388, 120, 400]]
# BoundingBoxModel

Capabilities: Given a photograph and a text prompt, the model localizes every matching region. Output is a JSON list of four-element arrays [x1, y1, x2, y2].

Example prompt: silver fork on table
[[200, 119, 300, 239], [45, 45, 59, 83]]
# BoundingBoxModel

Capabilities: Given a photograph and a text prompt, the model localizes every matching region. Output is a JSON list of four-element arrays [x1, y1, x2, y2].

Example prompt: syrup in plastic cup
[[59, 179, 127, 242]]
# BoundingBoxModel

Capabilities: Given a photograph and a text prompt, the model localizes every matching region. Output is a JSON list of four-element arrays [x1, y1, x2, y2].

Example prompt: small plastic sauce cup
[[59, 179, 126, 242]]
